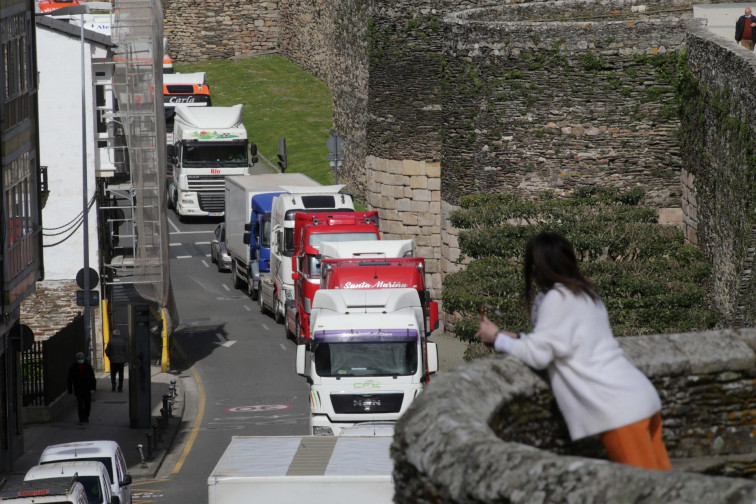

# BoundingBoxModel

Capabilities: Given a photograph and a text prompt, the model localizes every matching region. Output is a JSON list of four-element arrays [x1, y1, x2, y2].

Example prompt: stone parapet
[[393, 328, 756, 502]]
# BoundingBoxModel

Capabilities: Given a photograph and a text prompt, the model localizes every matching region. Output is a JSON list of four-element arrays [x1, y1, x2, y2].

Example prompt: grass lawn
[[175, 55, 336, 185]]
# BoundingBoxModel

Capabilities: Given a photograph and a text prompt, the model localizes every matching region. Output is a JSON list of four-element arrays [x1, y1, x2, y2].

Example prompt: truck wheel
[[258, 291, 267, 315], [232, 262, 243, 290], [166, 185, 174, 210], [295, 321, 303, 346], [274, 300, 284, 324], [285, 318, 295, 341]]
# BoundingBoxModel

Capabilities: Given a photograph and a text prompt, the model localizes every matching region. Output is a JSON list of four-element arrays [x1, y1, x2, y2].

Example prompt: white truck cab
[[261, 186, 354, 323], [39, 440, 132, 504], [296, 288, 438, 436], [25, 461, 115, 504], [0, 476, 88, 504]]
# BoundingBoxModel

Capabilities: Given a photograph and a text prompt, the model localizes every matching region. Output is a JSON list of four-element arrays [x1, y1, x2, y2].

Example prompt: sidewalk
[[1, 365, 185, 486]]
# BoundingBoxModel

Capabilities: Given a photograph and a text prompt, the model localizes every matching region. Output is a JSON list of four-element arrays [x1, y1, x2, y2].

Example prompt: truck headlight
[[181, 197, 195, 204], [313, 426, 334, 436]]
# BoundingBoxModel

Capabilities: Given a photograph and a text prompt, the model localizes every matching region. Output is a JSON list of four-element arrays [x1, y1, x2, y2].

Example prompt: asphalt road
[[137, 211, 310, 504]]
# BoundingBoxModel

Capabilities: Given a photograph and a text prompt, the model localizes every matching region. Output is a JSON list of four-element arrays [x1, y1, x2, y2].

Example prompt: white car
[[0, 476, 88, 504], [39, 441, 132, 504], [25, 461, 115, 504]]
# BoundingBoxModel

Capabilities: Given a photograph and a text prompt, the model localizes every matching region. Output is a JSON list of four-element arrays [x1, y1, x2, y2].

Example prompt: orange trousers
[[600, 412, 672, 470]]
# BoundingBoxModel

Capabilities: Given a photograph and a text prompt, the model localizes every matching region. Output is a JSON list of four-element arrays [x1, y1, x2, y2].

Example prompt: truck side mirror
[[429, 301, 440, 331], [243, 232, 250, 245], [296, 344, 307, 376], [426, 342, 439, 375], [244, 223, 252, 232], [291, 256, 298, 272], [249, 143, 258, 165], [291, 271, 301, 281]]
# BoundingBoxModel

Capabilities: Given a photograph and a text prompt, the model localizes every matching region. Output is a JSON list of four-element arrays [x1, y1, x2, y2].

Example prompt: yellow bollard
[[102, 299, 111, 373], [161, 307, 170, 372]]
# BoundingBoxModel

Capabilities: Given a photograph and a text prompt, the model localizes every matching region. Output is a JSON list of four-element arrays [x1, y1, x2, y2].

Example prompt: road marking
[[201, 259, 209, 268], [169, 243, 181, 247], [214, 332, 237, 348], [169, 230, 214, 235], [171, 344, 205, 475], [243, 305, 251, 311], [176, 255, 192, 259], [195, 241, 210, 245], [262, 323, 269, 331], [167, 217, 180, 233], [205, 254, 211, 257], [225, 404, 291, 413], [279, 343, 286, 351], [222, 284, 230, 291]]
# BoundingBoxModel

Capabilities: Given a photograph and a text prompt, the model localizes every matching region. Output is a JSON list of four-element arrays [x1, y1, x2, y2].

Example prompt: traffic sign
[[76, 267, 99, 289], [76, 290, 100, 307]]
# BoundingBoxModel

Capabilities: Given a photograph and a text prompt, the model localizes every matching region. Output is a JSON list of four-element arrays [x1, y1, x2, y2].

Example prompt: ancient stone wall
[[163, 0, 280, 62], [681, 27, 756, 328], [392, 329, 756, 502]]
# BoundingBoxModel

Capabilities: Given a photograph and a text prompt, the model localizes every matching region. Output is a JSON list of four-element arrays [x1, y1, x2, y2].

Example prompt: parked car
[[25, 461, 114, 504], [211, 222, 232, 272], [0, 476, 88, 504], [38, 441, 132, 504]]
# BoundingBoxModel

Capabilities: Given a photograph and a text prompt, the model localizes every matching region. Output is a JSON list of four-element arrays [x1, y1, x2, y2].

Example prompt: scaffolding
[[105, 0, 175, 343]]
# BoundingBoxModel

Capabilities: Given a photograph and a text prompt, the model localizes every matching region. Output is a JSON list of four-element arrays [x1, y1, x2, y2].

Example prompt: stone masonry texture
[[392, 329, 756, 503]]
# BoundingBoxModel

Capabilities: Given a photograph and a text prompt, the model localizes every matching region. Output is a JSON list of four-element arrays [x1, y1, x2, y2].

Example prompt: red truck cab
[[288, 211, 380, 344]]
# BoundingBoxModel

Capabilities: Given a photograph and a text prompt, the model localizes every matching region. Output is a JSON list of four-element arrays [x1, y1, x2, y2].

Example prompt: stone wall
[[680, 27, 756, 328], [392, 329, 756, 502], [163, 0, 280, 62], [20, 280, 104, 367]]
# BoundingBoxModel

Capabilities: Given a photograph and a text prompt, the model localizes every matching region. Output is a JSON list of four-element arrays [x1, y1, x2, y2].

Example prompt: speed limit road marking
[[225, 404, 291, 413]]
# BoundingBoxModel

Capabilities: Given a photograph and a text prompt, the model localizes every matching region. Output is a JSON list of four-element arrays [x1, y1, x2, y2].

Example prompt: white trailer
[[207, 436, 394, 504], [296, 288, 438, 436], [224, 173, 319, 298], [167, 104, 253, 219], [259, 187, 354, 322]]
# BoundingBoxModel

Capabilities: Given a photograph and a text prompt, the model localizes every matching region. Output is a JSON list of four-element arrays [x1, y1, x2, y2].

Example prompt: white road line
[[176, 255, 192, 259], [195, 241, 210, 245], [261, 324, 269, 331], [222, 284, 230, 291], [205, 254, 211, 257], [279, 344, 286, 351], [244, 305, 251, 311], [168, 217, 181, 233], [169, 243, 181, 247], [169, 230, 214, 235], [201, 260, 209, 268]]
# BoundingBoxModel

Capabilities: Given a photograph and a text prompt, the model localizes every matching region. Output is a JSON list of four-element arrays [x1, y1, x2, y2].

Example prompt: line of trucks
[[223, 174, 440, 437]]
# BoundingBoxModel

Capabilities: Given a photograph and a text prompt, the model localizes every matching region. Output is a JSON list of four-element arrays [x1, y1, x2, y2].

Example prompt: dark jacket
[[68, 361, 96, 398], [105, 337, 128, 364], [736, 15, 756, 42]]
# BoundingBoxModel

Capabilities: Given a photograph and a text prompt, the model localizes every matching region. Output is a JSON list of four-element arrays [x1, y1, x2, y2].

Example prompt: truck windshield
[[314, 341, 418, 377], [182, 143, 247, 167]]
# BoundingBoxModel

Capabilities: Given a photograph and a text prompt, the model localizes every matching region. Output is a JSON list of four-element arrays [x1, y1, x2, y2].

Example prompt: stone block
[[658, 207, 683, 225], [409, 200, 431, 213], [388, 159, 404, 175], [428, 178, 441, 191], [426, 163, 441, 178], [414, 189, 432, 202], [402, 160, 422, 176], [397, 199, 412, 212], [410, 176, 429, 189], [401, 213, 418, 226]]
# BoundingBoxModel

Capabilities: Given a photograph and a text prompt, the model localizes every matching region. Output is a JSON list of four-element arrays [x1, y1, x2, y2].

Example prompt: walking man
[[105, 333, 128, 392], [67, 351, 96, 424], [735, 7, 756, 50]]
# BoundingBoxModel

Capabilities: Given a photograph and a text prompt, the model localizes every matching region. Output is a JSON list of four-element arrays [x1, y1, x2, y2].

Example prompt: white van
[[25, 461, 115, 504], [0, 476, 88, 504], [39, 441, 132, 504]]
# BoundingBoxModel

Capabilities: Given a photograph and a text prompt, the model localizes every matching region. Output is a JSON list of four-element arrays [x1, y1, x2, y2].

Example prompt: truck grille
[[198, 192, 224, 212], [187, 175, 225, 191], [331, 393, 403, 414]]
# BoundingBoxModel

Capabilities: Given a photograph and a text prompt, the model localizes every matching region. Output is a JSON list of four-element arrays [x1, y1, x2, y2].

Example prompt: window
[[2, 12, 35, 131]]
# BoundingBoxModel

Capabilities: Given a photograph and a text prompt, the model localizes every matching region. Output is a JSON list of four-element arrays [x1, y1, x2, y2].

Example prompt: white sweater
[[494, 285, 661, 440]]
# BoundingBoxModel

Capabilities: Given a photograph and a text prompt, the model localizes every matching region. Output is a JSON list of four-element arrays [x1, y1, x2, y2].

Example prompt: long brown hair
[[523, 232, 598, 309]]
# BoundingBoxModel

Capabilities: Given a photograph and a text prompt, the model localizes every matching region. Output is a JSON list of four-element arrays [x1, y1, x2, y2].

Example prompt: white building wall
[[36, 26, 100, 280]]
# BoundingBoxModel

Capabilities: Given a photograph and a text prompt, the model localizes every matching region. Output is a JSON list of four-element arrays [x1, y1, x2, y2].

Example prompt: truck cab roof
[[320, 239, 415, 259], [25, 462, 112, 504], [1, 477, 88, 504], [313, 288, 421, 314]]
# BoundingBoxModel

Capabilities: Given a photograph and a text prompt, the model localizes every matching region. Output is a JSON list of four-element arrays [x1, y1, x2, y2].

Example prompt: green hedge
[[443, 188, 722, 346]]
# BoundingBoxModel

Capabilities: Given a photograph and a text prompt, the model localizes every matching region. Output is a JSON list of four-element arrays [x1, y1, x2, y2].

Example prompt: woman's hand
[[476, 316, 501, 347]]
